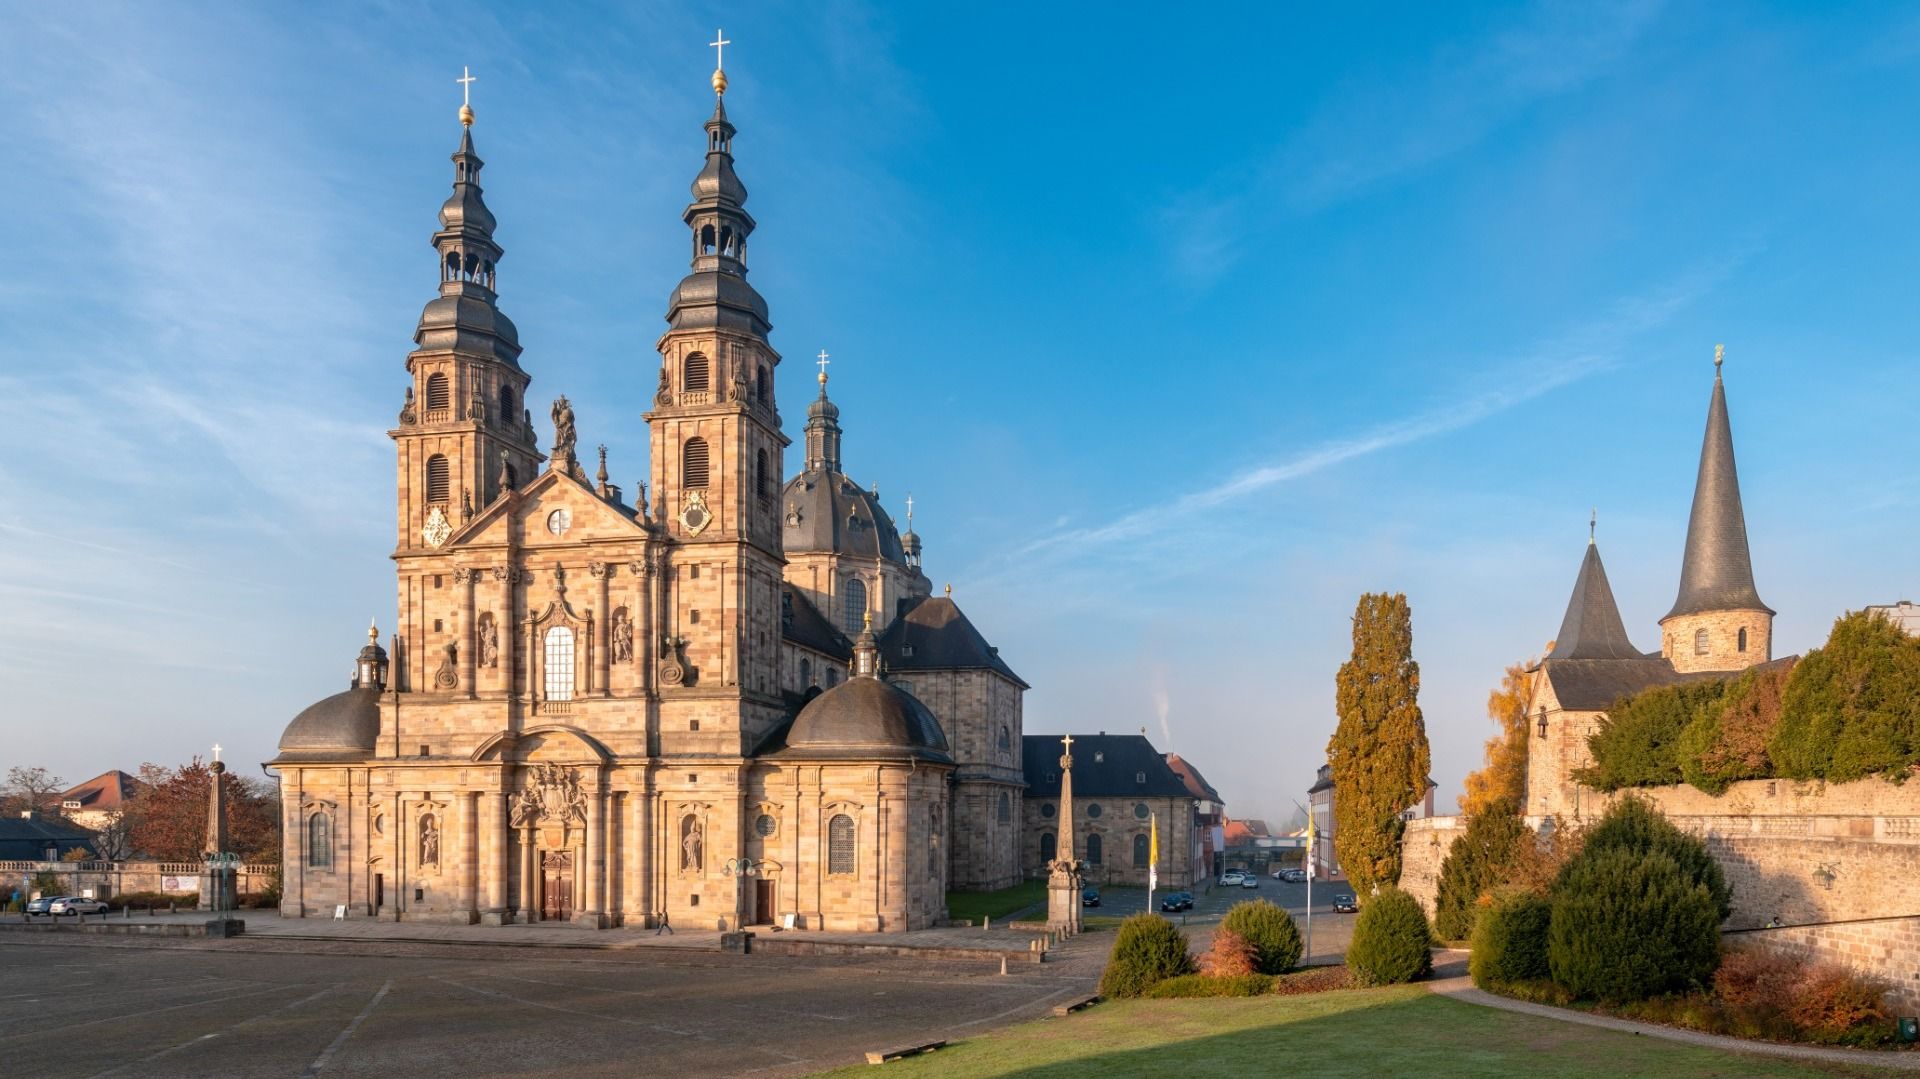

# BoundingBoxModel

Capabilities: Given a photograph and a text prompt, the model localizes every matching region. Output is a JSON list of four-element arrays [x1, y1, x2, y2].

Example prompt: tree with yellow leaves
[[1457, 649, 1548, 818]]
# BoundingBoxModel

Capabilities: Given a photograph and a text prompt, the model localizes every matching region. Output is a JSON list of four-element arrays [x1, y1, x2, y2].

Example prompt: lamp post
[[721, 858, 767, 938]]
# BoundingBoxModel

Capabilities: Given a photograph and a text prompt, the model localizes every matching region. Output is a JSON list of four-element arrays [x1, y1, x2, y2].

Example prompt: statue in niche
[[550, 395, 577, 467], [611, 608, 633, 664], [419, 814, 439, 868], [478, 614, 499, 668], [398, 386, 416, 425], [682, 815, 703, 872]]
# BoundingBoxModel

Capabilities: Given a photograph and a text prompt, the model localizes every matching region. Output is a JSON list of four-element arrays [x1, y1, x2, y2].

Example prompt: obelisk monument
[[1046, 734, 1084, 935]]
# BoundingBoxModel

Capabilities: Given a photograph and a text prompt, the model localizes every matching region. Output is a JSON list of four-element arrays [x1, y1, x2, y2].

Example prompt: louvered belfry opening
[[426, 454, 450, 503], [684, 353, 710, 392], [683, 437, 710, 488]]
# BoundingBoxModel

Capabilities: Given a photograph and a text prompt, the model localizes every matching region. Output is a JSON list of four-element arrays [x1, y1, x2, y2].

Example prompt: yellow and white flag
[[1148, 812, 1159, 890]]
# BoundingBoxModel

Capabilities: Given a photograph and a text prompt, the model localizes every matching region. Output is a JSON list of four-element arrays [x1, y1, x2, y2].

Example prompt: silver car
[[49, 897, 108, 916]]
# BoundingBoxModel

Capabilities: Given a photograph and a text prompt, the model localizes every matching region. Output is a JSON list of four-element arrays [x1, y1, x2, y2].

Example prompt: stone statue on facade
[[550, 395, 577, 469], [479, 615, 498, 668], [398, 386, 416, 425], [682, 816, 704, 871], [420, 815, 439, 868], [611, 609, 633, 663], [510, 763, 588, 828]]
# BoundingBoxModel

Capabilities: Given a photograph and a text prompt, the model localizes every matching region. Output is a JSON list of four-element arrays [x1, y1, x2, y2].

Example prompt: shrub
[[1218, 899, 1303, 974], [1574, 795, 1730, 920], [1345, 887, 1433, 986], [1143, 973, 1275, 998], [1548, 846, 1721, 1002], [108, 890, 199, 909], [1469, 889, 1551, 988], [1098, 913, 1194, 999], [1771, 611, 1920, 784], [1198, 927, 1258, 977], [1677, 662, 1794, 794], [1578, 681, 1724, 791], [1434, 804, 1526, 941], [1271, 965, 1353, 995], [1788, 965, 1893, 1043], [1712, 947, 1798, 1015]]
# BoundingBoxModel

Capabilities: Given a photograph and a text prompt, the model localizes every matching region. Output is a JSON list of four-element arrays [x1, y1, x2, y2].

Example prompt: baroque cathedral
[[271, 59, 1026, 931]]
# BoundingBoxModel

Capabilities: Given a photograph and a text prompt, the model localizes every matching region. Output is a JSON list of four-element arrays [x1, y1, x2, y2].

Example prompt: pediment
[[471, 724, 612, 764], [447, 466, 648, 549]]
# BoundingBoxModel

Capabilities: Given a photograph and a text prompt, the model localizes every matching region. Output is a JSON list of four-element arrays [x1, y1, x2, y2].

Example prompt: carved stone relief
[[433, 642, 458, 690], [478, 613, 499, 668], [509, 763, 588, 829]]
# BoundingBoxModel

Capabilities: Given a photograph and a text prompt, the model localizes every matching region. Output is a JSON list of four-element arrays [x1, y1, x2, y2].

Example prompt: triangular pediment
[[446, 466, 649, 549]]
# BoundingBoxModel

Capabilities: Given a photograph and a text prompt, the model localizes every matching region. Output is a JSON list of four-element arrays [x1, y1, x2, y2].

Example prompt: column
[[459, 568, 477, 698], [592, 562, 612, 697], [636, 786, 655, 926], [581, 783, 606, 927], [483, 791, 507, 924], [459, 790, 479, 921], [520, 828, 537, 923]]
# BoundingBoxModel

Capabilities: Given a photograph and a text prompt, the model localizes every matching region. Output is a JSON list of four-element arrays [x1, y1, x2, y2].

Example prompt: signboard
[[161, 875, 199, 892], [335, 905, 347, 920]]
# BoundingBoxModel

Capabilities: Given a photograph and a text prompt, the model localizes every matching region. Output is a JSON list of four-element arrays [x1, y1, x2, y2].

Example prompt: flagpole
[[1147, 811, 1156, 916]]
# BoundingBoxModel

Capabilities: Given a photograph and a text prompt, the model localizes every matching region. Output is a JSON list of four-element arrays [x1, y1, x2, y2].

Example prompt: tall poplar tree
[[1329, 592, 1431, 899]]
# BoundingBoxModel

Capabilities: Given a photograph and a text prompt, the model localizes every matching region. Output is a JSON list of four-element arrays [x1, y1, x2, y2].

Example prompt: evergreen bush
[[1548, 846, 1721, 1002], [1577, 681, 1722, 790], [1575, 795, 1730, 920], [1218, 899, 1303, 974], [1677, 662, 1793, 794], [1142, 973, 1275, 998], [1468, 889, 1551, 988], [1345, 887, 1434, 986], [1098, 913, 1194, 999], [1770, 611, 1920, 784], [1434, 804, 1526, 941]]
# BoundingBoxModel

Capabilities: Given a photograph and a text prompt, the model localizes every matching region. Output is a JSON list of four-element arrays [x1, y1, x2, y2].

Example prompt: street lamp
[[721, 858, 769, 932]]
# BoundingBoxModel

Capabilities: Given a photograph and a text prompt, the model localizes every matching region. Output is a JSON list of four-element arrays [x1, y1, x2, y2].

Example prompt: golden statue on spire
[[710, 29, 731, 95]]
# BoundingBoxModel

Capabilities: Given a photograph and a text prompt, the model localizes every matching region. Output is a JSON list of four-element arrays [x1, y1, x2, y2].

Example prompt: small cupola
[[354, 621, 389, 691]]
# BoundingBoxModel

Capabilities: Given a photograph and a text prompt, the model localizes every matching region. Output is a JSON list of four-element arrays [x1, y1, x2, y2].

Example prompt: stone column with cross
[[1046, 734, 1084, 935], [201, 745, 243, 932]]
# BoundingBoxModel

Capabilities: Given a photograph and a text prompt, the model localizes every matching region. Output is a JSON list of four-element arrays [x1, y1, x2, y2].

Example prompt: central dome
[[782, 472, 905, 561], [784, 677, 950, 761]]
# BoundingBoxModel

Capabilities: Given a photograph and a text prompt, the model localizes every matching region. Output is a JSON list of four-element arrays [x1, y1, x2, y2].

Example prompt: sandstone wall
[[1399, 815, 1462, 917], [1730, 918, 1920, 1014]]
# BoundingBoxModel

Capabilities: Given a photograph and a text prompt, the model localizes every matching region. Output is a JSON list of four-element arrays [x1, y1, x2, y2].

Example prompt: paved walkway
[[1426, 950, 1920, 1072]]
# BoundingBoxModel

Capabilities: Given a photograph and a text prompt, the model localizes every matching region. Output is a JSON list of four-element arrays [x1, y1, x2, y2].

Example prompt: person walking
[[656, 912, 673, 936]]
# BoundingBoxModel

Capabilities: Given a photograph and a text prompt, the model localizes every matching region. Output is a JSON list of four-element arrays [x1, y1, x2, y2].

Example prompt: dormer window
[[1136, 772, 1146, 784]]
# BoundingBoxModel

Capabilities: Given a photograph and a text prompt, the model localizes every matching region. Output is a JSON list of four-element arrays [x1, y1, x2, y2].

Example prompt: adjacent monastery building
[[271, 60, 1024, 930]]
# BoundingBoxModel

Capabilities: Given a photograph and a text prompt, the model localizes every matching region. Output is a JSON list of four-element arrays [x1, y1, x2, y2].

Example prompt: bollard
[[168, 901, 176, 915], [984, 915, 991, 931], [1000, 956, 1008, 976]]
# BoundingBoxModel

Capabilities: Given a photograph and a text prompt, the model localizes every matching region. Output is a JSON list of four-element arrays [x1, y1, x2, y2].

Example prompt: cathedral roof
[[1547, 541, 1645, 662], [877, 596, 1026, 686], [1665, 360, 1771, 621], [273, 687, 381, 762], [763, 677, 952, 763], [782, 470, 906, 562], [1021, 734, 1191, 799], [782, 588, 851, 659]]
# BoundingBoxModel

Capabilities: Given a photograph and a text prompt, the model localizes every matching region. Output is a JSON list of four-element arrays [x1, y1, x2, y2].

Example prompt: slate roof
[[1022, 734, 1191, 799], [1548, 542, 1645, 661], [781, 470, 906, 562], [877, 596, 1027, 687], [0, 814, 97, 862], [782, 588, 851, 659], [1666, 368, 1771, 620], [1542, 654, 1796, 713]]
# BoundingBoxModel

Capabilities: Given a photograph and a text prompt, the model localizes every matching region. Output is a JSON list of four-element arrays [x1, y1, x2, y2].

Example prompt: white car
[[1221, 871, 1246, 886], [48, 897, 108, 916]]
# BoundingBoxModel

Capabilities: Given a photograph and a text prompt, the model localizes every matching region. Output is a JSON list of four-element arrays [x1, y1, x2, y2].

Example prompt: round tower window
[[1086, 803, 1103, 818], [1040, 803, 1056, 818], [1134, 803, 1149, 819]]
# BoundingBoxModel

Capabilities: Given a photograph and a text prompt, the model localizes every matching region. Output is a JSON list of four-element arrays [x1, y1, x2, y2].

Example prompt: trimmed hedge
[[1434, 804, 1526, 941], [1098, 913, 1194, 999], [1219, 899, 1303, 974], [1468, 890, 1550, 988], [1271, 965, 1354, 995], [1548, 846, 1721, 1002], [1345, 887, 1434, 986], [1143, 973, 1276, 998]]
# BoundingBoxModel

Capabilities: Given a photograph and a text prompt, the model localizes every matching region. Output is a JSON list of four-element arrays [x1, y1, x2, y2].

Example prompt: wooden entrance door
[[540, 851, 574, 922], [753, 879, 776, 925]]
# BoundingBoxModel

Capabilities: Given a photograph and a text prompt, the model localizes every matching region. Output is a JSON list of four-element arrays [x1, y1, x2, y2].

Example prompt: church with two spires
[[270, 55, 1026, 931]]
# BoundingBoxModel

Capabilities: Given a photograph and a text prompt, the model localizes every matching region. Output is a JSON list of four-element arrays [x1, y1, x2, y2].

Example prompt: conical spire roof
[[1547, 540, 1643, 661], [1664, 360, 1770, 621]]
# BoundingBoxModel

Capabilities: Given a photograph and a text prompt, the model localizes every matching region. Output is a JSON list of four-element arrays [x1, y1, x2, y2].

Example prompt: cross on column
[[710, 29, 731, 70], [1060, 733, 1074, 755], [457, 66, 477, 106]]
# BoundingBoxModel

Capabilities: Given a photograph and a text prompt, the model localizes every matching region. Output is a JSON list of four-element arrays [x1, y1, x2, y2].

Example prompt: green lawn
[[945, 880, 1046, 923], [813, 986, 1891, 1078]]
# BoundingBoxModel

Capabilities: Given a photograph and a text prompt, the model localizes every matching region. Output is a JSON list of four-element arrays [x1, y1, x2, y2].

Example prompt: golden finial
[[457, 66, 477, 127], [710, 29, 731, 96], [862, 608, 873, 631], [944, 583, 952, 597], [367, 618, 379, 644], [1714, 343, 1725, 371]]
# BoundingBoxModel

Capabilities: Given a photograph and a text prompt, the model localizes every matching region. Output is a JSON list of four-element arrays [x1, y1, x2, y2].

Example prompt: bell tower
[[644, 45, 791, 744], [391, 74, 542, 554]]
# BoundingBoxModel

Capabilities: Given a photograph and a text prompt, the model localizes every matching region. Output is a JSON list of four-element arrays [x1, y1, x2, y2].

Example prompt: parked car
[[1279, 868, 1307, 883], [1220, 871, 1246, 886], [1158, 891, 1193, 912], [1081, 887, 1101, 908], [1240, 875, 1260, 889], [1331, 894, 1358, 913], [24, 896, 63, 916], [49, 897, 108, 916]]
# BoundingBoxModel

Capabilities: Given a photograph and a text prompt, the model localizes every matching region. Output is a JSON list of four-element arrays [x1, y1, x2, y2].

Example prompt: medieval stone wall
[[1730, 918, 1920, 1013], [1398, 815, 1462, 917]]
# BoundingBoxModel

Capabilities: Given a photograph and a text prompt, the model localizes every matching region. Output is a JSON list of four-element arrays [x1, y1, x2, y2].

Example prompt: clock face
[[421, 506, 452, 548], [546, 508, 571, 536]]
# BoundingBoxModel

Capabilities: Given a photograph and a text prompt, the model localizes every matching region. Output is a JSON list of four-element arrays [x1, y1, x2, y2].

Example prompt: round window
[[1086, 803, 1103, 818], [755, 814, 777, 838], [1041, 803, 1056, 818], [1134, 803, 1149, 819]]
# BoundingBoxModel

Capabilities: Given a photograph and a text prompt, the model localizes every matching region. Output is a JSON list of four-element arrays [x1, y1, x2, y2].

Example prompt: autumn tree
[[1, 766, 66, 817], [124, 759, 280, 863], [1329, 592, 1431, 899], [1458, 654, 1543, 817]]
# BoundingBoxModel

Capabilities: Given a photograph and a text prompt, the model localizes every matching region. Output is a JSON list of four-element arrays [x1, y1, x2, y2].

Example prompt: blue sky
[[2, 2, 1915, 826]]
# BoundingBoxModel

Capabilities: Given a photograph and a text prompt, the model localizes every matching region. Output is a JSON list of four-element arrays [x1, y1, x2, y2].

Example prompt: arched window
[[998, 791, 1011, 823], [844, 578, 868, 633], [425, 372, 450, 412], [799, 657, 812, 687], [998, 725, 1011, 751], [498, 384, 515, 423], [425, 454, 450, 504], [682, 437, 710, 488], [1040, 832, 1056, 862], [825, 667, 839, 687], [828, 813, 856, 875], [756, 449, 770, 499], [757, 365, 770, 403], [684, 353, 710, 392], [699, 225, 716, 256], [928, 807, 942, 876], [1133, 833, 1149, 867], [1694, 628, 1710, 655], [307, 813, 331, 868], [544, 626, 575, 701], [1738, 627, 1748, 653], [1086, 833, 1102, 865]]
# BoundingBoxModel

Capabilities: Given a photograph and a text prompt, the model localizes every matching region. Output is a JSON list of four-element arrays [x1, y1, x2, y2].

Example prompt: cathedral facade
[[271, 64, 1023, 931]]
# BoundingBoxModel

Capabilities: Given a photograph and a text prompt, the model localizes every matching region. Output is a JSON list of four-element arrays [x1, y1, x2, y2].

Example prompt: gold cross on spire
[[457, 66, 477, 126], [1061, 733, 1074, 755], [710, 29, 732, 95]]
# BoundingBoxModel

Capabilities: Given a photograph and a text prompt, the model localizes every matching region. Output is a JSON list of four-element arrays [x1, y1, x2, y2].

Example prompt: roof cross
[[1060, 733, 1074, 755], [815, 349, 830, 378], [710, 29, 731, 70], [457, 66, 477, 106], [211, 743, 223, 764], [904, 493, 914, 524]]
